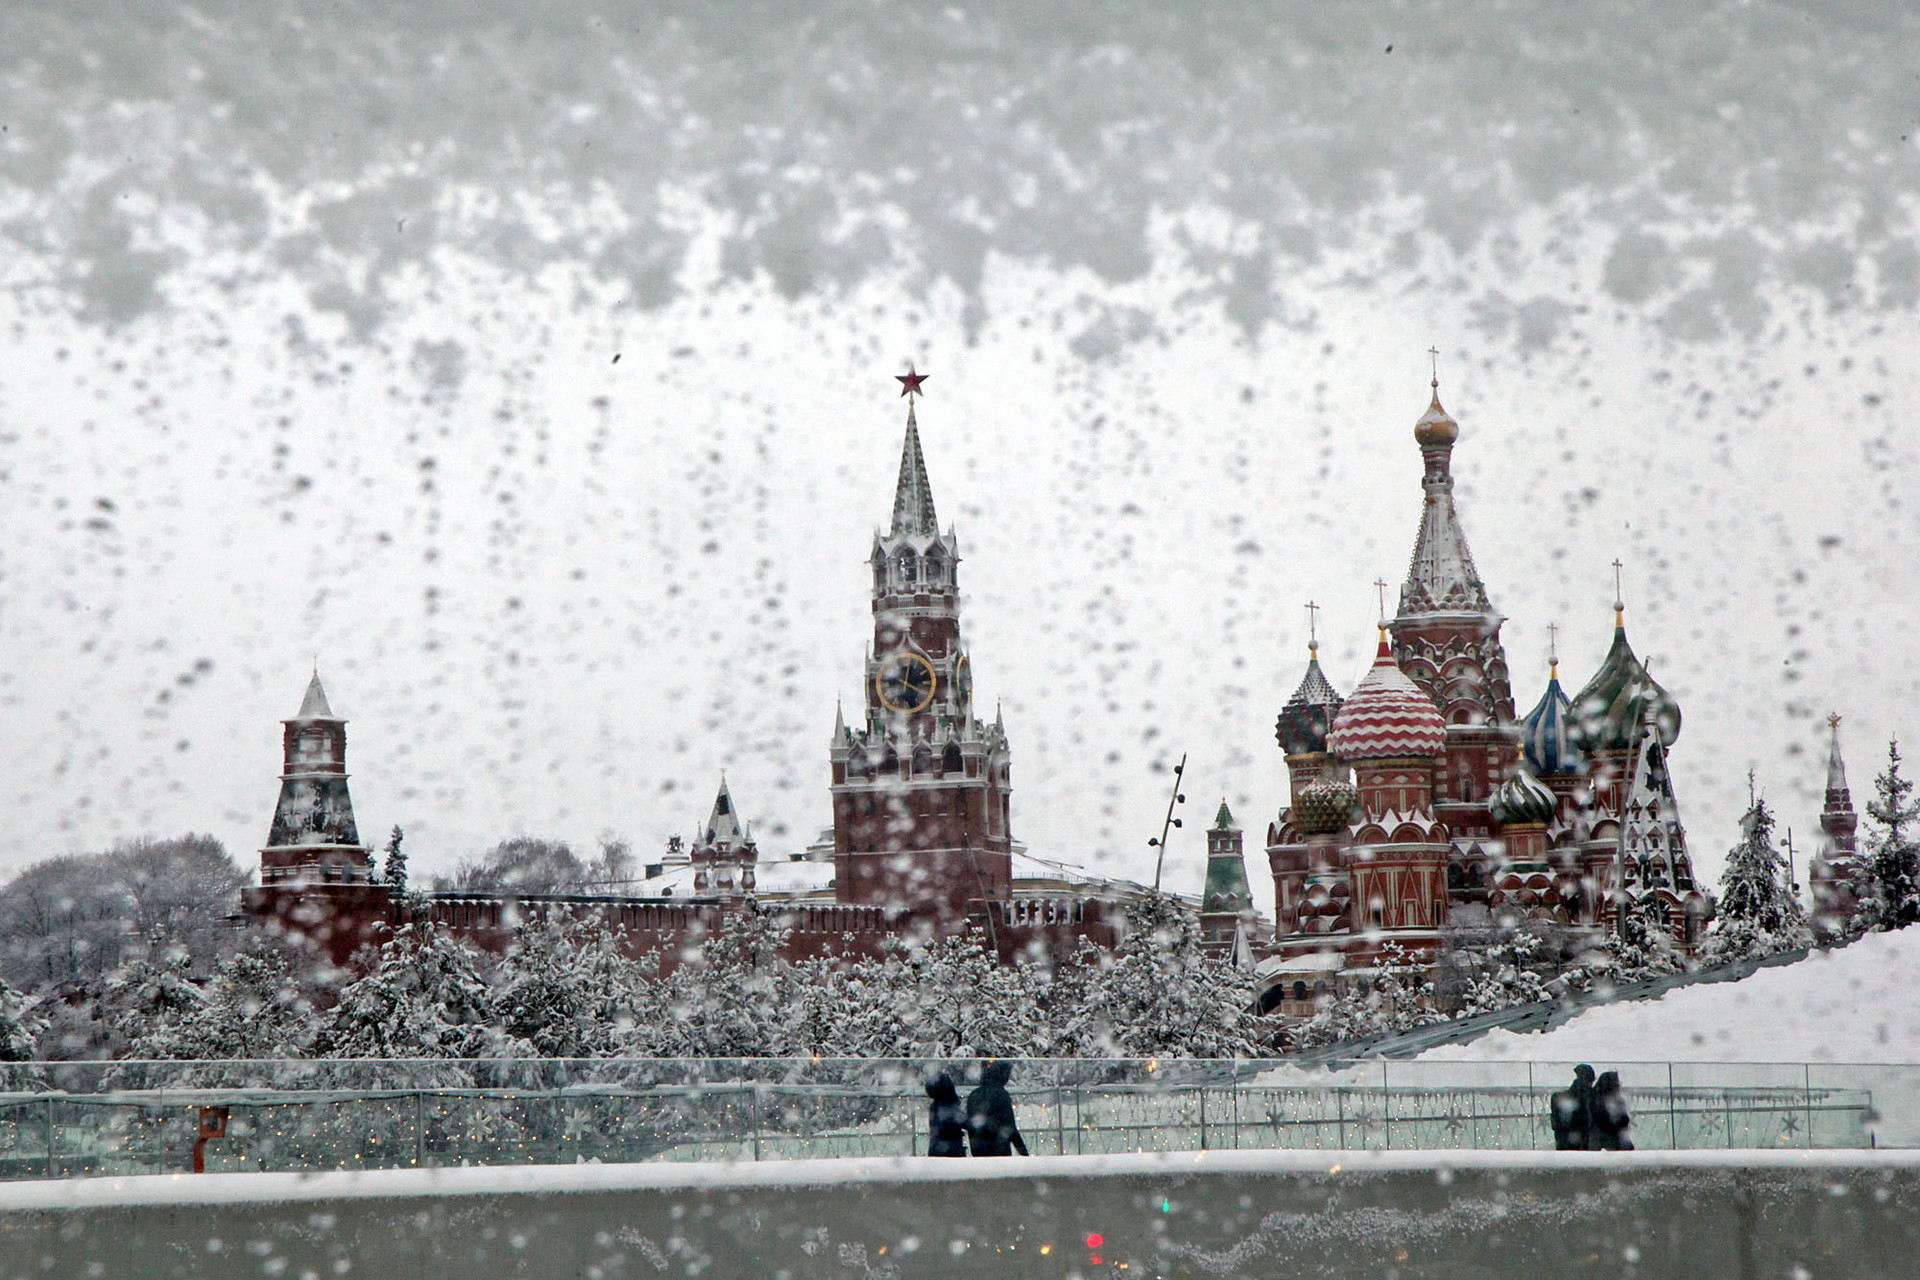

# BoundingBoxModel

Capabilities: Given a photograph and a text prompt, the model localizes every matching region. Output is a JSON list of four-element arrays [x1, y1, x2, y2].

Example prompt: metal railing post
[[1669, 1064, 1678, 1150], [1804, 1063, 1814, 1150]]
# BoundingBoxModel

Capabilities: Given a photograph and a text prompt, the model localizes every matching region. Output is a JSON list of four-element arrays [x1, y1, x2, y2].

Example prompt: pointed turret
[[259, 670, 373, 886], [1276, 639, 1344, 758], [1201, 799, 1257, 945], [297, 670, 338, 720], [691, 776, 757, 899], [1400, 378, 1492, 617], [890, 402, 941, 538], [1613, 700, 1706, 946], [1810, 712, 1861, 936], [1387, 364, 1520, 840]]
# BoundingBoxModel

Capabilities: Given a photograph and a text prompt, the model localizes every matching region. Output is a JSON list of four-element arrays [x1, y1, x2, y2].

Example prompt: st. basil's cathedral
[[241, 363, 1863, 1016]]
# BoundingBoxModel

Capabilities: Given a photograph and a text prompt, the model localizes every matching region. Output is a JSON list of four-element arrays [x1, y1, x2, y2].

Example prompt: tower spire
[[889, 375, 939, 537], [1400, 370, 1490, 616]]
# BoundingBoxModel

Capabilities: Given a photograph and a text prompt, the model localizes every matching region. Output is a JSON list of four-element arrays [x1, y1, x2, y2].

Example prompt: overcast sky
[[2, 2, 1916, 908]]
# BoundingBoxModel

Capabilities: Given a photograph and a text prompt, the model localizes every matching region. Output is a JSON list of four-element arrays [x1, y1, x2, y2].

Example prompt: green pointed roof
[[1202, 843, 1253, 915], [1568, 617, 1681, 754], [1212, 799, 1236, 831]]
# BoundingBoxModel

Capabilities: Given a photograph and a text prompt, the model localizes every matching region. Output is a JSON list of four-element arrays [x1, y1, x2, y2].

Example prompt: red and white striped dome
[[1326, 636, 1447, 761]]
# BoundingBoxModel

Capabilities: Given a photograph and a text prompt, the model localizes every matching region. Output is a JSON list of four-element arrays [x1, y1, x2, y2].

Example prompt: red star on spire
[[896, 366, 928, 399]]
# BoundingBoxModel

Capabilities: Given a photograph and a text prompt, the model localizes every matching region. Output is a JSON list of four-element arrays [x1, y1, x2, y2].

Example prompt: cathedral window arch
[[896, 549, 917, 584], [923, 549, 945, 584], [942, 743, 963, 775]]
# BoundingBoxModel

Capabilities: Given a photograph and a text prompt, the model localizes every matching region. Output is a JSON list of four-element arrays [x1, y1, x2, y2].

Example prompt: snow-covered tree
[[1080, 892, 1270, 1058], [1704, 791, 1808, 960], [651, 908, 794, 1058], [0, 836, 245, 991], [495, 916, 644, 1058], [0, 978, 46, 1062], [1854, 739, 1920, 932], [103, 932, 208, 1057], [170, 944, 317, 1059], [436, 837, 588, 895], [381, 825, 408, 896], [1289, 942, 1438, 1049], [317, 923, 521, 1059]]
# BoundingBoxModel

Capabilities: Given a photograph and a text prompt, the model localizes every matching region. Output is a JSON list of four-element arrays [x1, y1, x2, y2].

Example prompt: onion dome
[[1326, 634, 1447, 761], [1294, 778, 1359, 835], [1567, 614, 1681, 754], [1275, 642, 1345, 756], [1489, 766, 1558, 827], [1520, 659, 1584, 776], [1413, 380, 1459, 447]]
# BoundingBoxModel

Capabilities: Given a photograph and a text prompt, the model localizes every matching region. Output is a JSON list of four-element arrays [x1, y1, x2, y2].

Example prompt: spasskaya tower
[[829, 370, 1013, 923]]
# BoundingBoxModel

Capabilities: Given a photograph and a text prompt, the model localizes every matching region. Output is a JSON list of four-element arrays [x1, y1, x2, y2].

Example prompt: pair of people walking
[[926, 1060, 1029, 1157], [1551, 1064, 1633, 1150]]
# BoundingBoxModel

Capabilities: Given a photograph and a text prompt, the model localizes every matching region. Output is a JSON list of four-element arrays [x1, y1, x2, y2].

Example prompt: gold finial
[[1427, 345, 1440, 390], [1828, 711, 1842, 732], [1305, 600, 1320, 653], [1373, 578, 1390, 628], [1547, 622, 1559, 678], [1611, 558, 1625, 626]]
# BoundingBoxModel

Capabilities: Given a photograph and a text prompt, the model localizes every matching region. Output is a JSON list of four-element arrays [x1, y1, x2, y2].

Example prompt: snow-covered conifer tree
[[0, 978, 45, 1063], [1704, 789, 1808, 960], [1085, 892, 1269, 1058], [1854, 739, 1920, 932], [317, 923, 520, 1059], [104, 932, 208, 1058], [653, 908, 793, 1058], [177, 944, 317, 1059], [381, 825, 408, 896], [495, 916, 643, 1058]]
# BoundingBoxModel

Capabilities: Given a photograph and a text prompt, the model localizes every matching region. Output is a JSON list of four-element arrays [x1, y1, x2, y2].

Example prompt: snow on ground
[[1424, 931, 1920, 1065]]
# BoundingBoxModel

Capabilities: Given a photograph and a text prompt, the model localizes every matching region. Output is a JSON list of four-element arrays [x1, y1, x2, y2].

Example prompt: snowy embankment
[[1423, 930, 1920, 1064]]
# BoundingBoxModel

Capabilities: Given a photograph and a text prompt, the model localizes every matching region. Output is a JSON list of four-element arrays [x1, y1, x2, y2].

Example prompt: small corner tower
[[1810, 712, 1860, 936], [259, 671, 373, 886], [690, 777, 758, 901], [830, 371, 1013, 924], [1201, 800, 1256, 946]]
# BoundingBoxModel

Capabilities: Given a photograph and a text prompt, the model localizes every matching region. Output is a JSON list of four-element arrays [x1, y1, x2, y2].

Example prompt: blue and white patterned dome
[[1520, 663, 1584, 776]]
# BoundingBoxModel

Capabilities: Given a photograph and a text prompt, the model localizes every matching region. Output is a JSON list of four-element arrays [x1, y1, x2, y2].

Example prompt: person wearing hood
[[925, 1072, 968, 1157], [1550, 1064, 1596, 1150], [965, 1060, 1029, 1157], [1590, 1071, 1634, 1151]]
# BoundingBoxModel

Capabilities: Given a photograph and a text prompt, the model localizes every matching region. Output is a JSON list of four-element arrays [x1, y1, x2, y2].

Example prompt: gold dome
[[1414, 382, 1459, 447]]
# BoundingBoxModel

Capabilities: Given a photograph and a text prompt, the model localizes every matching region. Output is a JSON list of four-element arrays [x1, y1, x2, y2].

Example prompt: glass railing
[[0, 1057, 1898, 1178]]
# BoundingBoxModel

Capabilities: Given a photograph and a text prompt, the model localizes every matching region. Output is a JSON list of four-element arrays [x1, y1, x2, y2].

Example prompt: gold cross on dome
[[1305, 600, 1320, 647], [1611, 558, 1625, 605], [1547, 621, 1559, 665], [1427, 346, 1440, 387], [1373, 578, 1389, 624]]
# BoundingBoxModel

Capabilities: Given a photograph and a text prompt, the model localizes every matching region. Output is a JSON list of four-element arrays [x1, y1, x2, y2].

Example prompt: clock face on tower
[[954, 653, 972, 710], [875, 652, 937, 714]]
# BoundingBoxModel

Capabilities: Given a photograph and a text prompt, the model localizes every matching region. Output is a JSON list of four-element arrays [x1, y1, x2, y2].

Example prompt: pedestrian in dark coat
[[1590, 1071, 1633, 1150], [1550, 1064, 1597, 1150], [926, 1072, 968, 1157], [964, 1060, 1029, 1157]]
